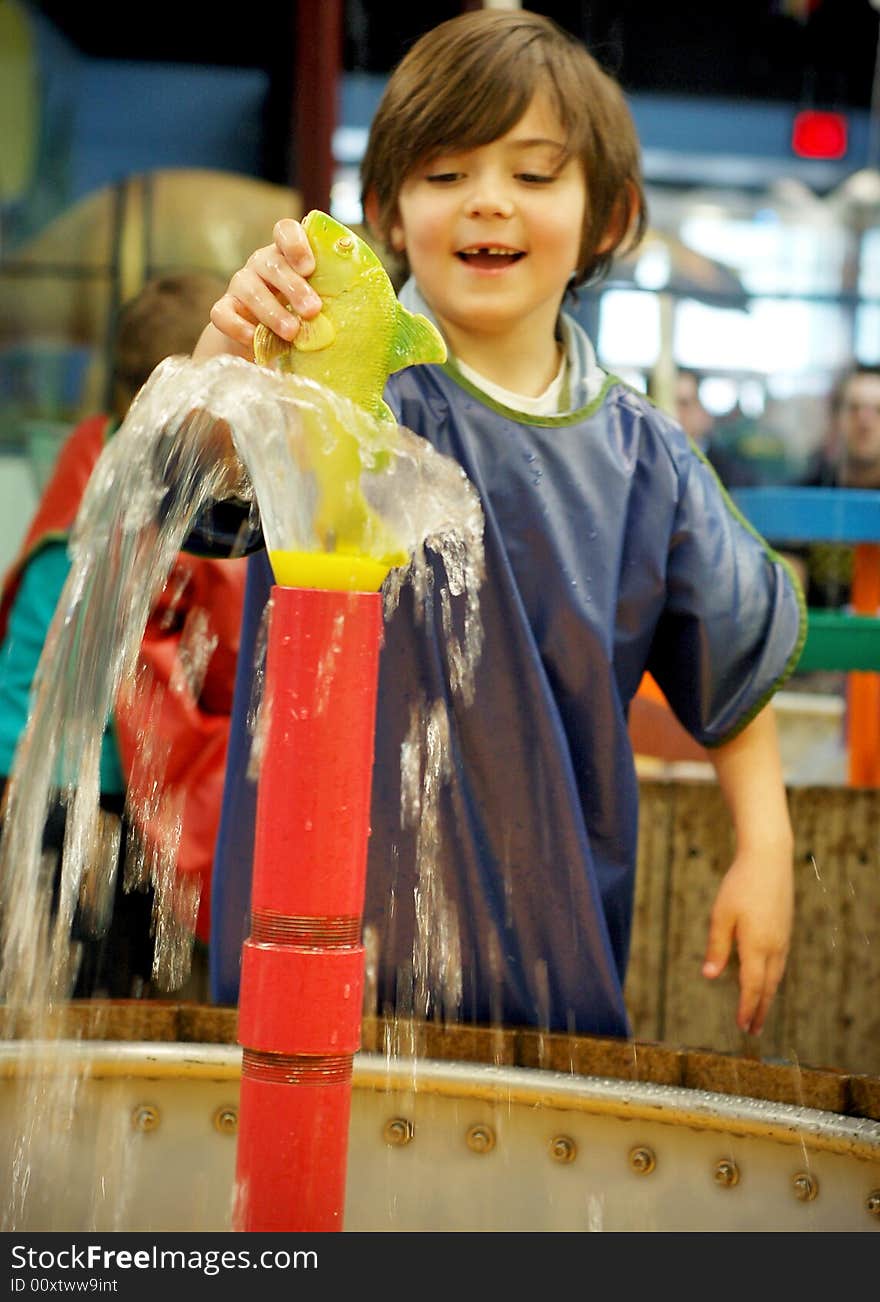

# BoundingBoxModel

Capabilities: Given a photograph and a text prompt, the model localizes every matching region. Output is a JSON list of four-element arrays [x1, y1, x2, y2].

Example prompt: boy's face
[[389, 93, 587, 354]]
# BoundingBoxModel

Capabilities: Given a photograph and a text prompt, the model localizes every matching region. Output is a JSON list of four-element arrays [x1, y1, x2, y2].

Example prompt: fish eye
[[334, 237, 354, 255]]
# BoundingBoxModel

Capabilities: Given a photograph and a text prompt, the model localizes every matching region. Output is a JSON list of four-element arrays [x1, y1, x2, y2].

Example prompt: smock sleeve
[[646, 453, 807, 747]]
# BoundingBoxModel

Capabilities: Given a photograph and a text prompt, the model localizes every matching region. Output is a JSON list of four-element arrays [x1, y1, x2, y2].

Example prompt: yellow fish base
[[269, 548, 405, 593]]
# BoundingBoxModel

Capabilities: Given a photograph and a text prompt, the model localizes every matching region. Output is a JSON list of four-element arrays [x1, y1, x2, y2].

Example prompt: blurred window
[[679, 212, 847, 296], [597, 291, 660, 370]]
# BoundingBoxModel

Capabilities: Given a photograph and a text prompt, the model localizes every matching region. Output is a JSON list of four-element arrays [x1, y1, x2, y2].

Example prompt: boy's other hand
[[702, 844, 793, 1037]]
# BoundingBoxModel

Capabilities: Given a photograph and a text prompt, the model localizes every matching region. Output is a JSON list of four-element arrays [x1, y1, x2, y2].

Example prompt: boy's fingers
[[209, 297, 256, 350], [744, 990, 772, 1037], [740, 950, 786, 1036], [273, 218, 317, 278], [232, 255, 318, 333], [251, 248, 323, 318], [736, 957, 766, 1033], [702, 909, 733, 979], [208, 223, 322, 351]]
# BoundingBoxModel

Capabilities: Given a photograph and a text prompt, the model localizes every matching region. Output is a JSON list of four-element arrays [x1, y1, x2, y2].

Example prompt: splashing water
[[0, 351, 483, 1009], [0, 360, 231, 1017]]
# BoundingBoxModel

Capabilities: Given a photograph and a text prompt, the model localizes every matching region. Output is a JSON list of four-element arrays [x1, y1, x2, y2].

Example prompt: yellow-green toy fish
[[255, 210, 446, 423], [253, 210, 446, 580]]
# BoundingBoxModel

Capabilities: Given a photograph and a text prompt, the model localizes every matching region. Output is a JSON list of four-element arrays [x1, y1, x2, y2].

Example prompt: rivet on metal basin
[[866, 1190, 880, 1218], [792, 1171, 819, 1202], [549, 1135, 577, 1164], [629, 1145, 656, 1175], [466, 1124, 496, 1154], [383, 1117, 414, 1147], [713, 1158, 740, 1188], [213, 1106, 238, 1135], [132, 1104, 160, 1133]]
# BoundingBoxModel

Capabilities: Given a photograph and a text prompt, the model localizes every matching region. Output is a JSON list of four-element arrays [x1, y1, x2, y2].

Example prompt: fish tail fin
[[389, 305, 447, 373]]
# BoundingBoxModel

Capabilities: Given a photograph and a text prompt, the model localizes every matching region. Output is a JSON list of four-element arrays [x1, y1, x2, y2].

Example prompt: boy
[[195, 10, 804, 1038]]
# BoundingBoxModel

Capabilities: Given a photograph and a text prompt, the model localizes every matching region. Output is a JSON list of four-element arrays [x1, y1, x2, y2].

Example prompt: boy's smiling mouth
[[456, 246, 525, 270]]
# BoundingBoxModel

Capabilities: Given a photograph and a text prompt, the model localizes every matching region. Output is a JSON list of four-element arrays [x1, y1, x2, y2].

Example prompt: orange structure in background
[[847, 543, 880, 787], [628, 672, 709, 767], [633, 541, 880, 787], [724, 487, 880, 791]]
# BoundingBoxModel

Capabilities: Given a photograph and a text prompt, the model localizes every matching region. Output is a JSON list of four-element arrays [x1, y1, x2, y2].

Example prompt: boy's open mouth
[[456, 247, 525, 269]]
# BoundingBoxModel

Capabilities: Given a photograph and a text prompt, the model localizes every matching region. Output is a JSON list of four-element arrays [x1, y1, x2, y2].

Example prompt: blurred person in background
[[0, 272, 247, 998], [797, 364, 880, 609], [654, 369, 759, 489]]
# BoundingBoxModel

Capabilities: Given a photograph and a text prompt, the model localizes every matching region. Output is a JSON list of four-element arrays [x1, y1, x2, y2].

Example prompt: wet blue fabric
[[206, 366, 804, 1034]]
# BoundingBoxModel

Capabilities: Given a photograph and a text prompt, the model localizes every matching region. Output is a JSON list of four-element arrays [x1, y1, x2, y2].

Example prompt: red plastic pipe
[[234, 583, 383, 1232]]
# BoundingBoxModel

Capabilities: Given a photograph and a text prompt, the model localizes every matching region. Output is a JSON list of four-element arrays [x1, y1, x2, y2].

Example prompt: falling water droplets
[[403, 698, 463, 1022]]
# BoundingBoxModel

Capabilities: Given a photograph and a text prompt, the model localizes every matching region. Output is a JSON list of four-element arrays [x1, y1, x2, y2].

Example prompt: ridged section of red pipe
[[234, 584, 383, 1232]]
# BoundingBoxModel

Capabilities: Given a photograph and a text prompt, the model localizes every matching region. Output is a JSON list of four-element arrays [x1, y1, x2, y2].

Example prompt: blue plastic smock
[[206, 364, 805, 1035]]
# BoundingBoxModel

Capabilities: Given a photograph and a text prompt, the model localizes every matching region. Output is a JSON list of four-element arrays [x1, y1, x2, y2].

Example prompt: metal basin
[[1, 1006, 878, 1232]]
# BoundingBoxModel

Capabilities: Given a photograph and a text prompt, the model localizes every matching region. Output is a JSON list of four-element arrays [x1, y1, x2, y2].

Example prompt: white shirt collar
[[397, 278, 605, 413]]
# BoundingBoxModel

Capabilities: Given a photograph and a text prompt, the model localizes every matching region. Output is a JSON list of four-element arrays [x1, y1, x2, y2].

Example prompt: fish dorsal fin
[[388, 303, 447, 374]]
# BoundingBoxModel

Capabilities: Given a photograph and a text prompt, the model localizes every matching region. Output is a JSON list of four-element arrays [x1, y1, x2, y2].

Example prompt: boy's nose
[[464, 188, 514, 219]]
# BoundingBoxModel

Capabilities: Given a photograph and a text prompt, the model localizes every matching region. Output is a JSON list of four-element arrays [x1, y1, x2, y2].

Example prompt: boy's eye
[[517, 173, 556, 184], [425, 172, 462, 184]]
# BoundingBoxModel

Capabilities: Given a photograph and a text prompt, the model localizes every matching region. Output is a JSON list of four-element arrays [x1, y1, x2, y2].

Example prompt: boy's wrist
[[731, 824, 794, 858]]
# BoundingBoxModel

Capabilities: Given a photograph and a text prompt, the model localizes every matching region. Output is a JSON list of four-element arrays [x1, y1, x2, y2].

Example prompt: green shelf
[[798, 609, 880, 673]]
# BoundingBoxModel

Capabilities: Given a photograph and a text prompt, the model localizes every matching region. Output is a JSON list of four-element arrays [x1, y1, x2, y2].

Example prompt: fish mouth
[[456, 247, 525, 270]]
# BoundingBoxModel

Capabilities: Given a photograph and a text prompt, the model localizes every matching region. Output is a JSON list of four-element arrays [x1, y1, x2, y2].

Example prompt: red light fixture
[[791, 110, 848, 161]]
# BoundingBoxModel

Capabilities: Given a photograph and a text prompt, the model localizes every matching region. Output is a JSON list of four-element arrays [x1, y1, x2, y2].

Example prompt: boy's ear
[[363, 189, 406, 253], [596, 180, 639, 255], [364, 191, 406, 254], [363, 189, 406, 251], [362, 188, 381, 234], [363, 190, 406, 255]]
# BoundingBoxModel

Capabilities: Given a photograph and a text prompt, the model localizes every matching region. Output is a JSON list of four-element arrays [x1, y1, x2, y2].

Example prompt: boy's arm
[[704, 702, 794, 1036]]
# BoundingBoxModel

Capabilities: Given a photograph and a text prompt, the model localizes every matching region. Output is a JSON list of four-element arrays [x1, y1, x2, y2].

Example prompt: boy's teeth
[[457, 247, 524, 268]]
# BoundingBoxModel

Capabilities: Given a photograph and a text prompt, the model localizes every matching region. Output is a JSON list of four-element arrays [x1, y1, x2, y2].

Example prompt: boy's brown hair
[[361, 8, 647, 288]]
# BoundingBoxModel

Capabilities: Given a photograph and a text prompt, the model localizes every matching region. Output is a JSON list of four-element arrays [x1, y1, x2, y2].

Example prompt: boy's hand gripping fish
[[253, 210, 446, 578]]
